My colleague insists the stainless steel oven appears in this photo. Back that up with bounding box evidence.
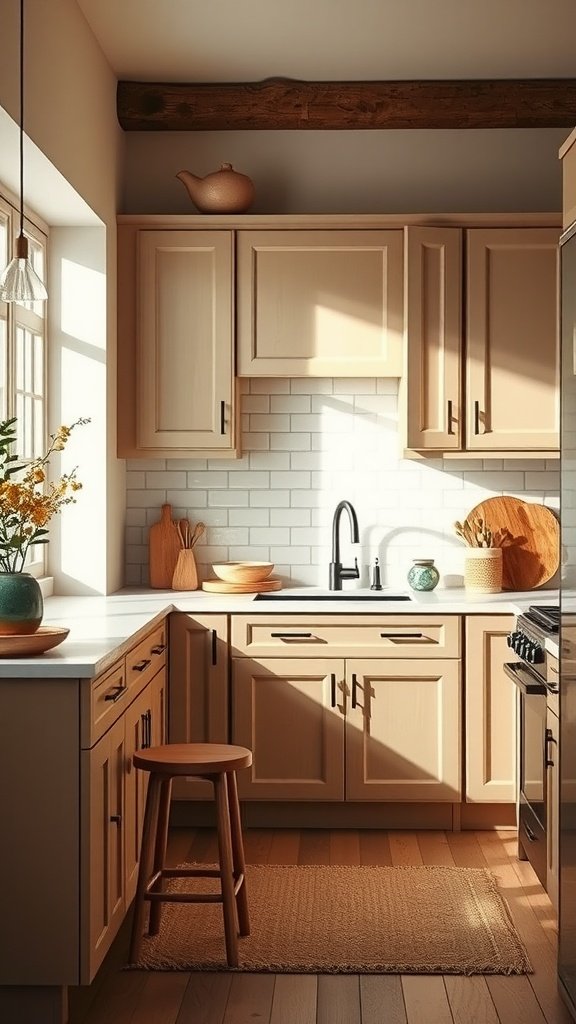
[504,605,559,887]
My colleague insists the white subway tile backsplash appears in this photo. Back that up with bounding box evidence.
[124,378,560,587]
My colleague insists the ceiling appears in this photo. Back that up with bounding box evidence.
[76,0,576,82]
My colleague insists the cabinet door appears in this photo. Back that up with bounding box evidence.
[82,715,125,982]
[546,707,559,912]
[232,657,345,800]
[466,228,559,451]
[237,230,404,376]
[136,230,235,451]
[345,659,461,801]
[403,226,462,450]
[169,614,228,799]
[465,615,517,803]
[124,683,153,905]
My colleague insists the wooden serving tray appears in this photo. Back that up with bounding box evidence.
[465,496,559,591]
[0,626,69,657]
[202,578,282,595]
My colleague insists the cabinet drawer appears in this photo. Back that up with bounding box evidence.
[85,661,127,747]
[231,615,460,659]
[126,623,167,691]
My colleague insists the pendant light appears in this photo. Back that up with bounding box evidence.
[0,0,47,302]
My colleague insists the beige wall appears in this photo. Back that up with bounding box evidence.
[123,127,566,214]
[0,0,125,593]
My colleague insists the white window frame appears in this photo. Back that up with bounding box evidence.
[0,190,48,578]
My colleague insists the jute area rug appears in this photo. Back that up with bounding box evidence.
[127,863,531,975]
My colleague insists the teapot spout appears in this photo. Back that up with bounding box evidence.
[176,170,202,203]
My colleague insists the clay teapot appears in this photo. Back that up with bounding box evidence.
[176,163,255,214]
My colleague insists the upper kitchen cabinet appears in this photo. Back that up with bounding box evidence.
[117,224,238,459]
[403,225,560,457]
[236,230,404,377]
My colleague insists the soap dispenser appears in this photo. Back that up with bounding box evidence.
[370,557,383,591]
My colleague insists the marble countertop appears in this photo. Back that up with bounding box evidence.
[0,585,558,679]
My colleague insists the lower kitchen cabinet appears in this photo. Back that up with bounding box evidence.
[465,615,516,802]
[232,655,461,802]
[345,660,461,801]
[232,657,345,800]
[547,698,560,912]
[169,613,229,799]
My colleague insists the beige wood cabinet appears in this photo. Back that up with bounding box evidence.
[345,659,461,802]
[465,615,517,803]
[117,225,238,459]
[232,656,345,800]
[404,226,559,456]
[236,229,404,377]
[0,618,167,993]
[560,128,576,231]
[169,613,229,799]
[231,614,461,803]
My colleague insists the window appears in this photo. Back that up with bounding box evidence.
[0,192,48,576]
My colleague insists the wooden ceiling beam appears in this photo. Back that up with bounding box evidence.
[117,78,576,131]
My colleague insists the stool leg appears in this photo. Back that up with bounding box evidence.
[149,776,173,935]
[129,772,162,963]
[226,770,250,936]
[214,771,239,968]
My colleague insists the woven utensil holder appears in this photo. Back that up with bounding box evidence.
[464,548,503,594]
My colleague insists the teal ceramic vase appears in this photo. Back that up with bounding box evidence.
[407,559,440,593]
[0,572,43,634]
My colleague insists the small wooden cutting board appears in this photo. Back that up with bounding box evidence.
[149,503,182,588]
[202,578,282,594]
[465,496,559,591]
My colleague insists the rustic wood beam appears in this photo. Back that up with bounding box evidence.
[117,78,576,131]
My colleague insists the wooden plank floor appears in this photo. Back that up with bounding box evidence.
[67,828,572,1024]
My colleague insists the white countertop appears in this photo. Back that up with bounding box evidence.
[0,585,557,679]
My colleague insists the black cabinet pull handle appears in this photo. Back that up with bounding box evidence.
[110,814,122,825]
[523,822,537,843]
[104,685,126,703]
[330,673,336,708]
[447,399,455,435]
[147,709,152,747]
[211,628,218,666]
[220,400,226,434]
[351,673,358,709]
[141,712,148,748]
[271,632,314,639]
[380,632,424,639]
[474,400,481,435]
[545,726,555,768]
[151,644,166,655]
[132,658,151,672]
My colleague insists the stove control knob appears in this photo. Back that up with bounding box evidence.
[507,631,518,649]
[526,642,537,663]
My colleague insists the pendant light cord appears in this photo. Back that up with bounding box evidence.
[19,0,24,238]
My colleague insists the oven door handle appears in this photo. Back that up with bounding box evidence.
[503,661,547,695]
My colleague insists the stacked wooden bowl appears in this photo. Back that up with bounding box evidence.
[202,561,281,594]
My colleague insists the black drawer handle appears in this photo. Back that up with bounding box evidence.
[151,644,166,655]
[211,628,218,666]
[132,658,151,672]
[271,632,314,639]
[330,673,336,708]
[104,685,126,703]
[351,673,358,709]
[110,814,122,825]
[380,632,424,639]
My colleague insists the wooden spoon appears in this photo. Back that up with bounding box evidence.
[189,522,206,548]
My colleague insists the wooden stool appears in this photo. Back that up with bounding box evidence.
[129,742,252,967]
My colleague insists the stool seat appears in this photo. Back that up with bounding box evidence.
[133,742,252,775]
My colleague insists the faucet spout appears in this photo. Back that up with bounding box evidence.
[329,500,360,590]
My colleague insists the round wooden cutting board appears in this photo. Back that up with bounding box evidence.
[202,578,282,594]
[464,496,559,591]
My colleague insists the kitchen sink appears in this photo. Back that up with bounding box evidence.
[254,591,412,602]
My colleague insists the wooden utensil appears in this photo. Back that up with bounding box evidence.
[148,503,181,588]
[189,522,205,548]
[201,578,282,594]
[465,496,559,590]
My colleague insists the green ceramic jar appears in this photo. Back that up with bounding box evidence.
[0,572,43,634]
[407,558,440,593]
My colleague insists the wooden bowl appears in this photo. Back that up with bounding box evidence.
[212,561,274,584]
